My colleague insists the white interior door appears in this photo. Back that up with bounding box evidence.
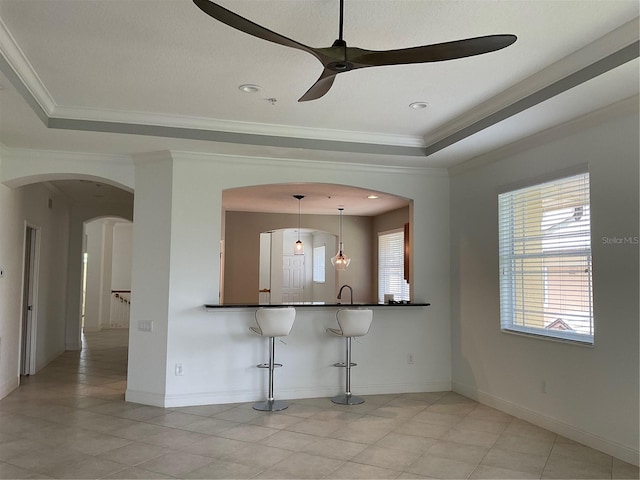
[258,232,272,304]
[282,254,304,303]
[20,226,38,376]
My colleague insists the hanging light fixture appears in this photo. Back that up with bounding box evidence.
[331,207,351,270]
[293,195,305,255]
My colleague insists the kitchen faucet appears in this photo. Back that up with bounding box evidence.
[337,284,353,305]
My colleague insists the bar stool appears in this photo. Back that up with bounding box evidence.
[326,308,373,405]
[250,307,296,411]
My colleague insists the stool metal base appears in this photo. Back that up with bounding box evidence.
[331,393,365,405]
[253,399,289,411]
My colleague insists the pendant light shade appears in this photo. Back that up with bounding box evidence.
[293,195,304,255]
[331,207,351,270]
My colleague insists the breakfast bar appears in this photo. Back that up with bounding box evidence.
[204,302,431,309]
[193,302,441,407]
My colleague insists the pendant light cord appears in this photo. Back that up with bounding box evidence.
[338,0,344,41]
[338,207,344,252]
[298,198,301,241]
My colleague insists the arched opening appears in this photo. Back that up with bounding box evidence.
[221,182,411,304]
[82,217,133,333]
[0,174,134,388]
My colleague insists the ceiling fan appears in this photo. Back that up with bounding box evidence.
[193,0,517,102]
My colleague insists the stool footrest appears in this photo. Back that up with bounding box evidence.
[257,363,283,369]
[332,362,357,367]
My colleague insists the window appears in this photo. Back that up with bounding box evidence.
[313,245,325,283]
[498,172,594,344]
[378,229,409,303]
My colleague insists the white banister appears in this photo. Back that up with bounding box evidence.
[110,290,131,328]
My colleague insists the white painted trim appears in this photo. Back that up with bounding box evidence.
[424,17,639,150]
[171,150,448,177]
[125,388,167,408]
[65,340,82,351]
[52,105,426,149]
[0,17,56,115]
[127,381,451,408]
[448,95,639,177]
[1,18,423,150]
[25,224,40,376]
[0,375,19,400]
[452,381,640,466]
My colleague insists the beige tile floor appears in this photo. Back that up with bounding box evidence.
[0,329,637,479]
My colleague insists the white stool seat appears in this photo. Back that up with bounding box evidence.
[328,309,373,338]
[251,307,295,412]
[253,307,296,337]
[327,308,373,405]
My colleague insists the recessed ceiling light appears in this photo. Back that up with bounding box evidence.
[367,194,379,199]
[409,102,429,110]
[238,84,261,93]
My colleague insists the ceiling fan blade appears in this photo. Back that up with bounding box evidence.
[298,70,338,102]
[350,35,517,66]
[193,0,319,58]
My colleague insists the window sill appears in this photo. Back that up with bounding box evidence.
[501,328,594,347]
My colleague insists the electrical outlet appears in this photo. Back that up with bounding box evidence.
[407,353,414,364]
[541,380,547,394]
[175,363,184,376]
[138,320,153,332]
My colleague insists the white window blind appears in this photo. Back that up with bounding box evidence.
[313,245,325,283]
[378,230,409,303]
[498,172,594,344]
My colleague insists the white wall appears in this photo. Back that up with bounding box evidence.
[83,220,104,332]
[0,180,70,397]
[126,154,173,403]
[111,222,133,290]
[0,178,24,397]
[126,153,451,408]
[449,100,639,464]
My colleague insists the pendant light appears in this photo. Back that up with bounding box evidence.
[293,195,304,255]
[331,207,351,270]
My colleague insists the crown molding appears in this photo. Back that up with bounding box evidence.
[448,94,639,177]
[424,17,640,156]
[0,15,425,155]
[0,17,55,116]
[51,105,425,149]
[171,150,448,177]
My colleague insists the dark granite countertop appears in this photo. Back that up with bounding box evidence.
[204,302,430,309]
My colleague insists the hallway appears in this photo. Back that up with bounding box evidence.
[0,329,637,479]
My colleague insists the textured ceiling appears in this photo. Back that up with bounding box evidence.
[0,0,638,207]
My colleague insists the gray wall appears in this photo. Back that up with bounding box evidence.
[449,99,639,462]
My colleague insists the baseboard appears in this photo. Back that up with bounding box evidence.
[453,381,639,467]
[127,381,452,409]
[35,347,66,373]
[65,342,81,351]
[125,388,167,407]
[0,375,19,400]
